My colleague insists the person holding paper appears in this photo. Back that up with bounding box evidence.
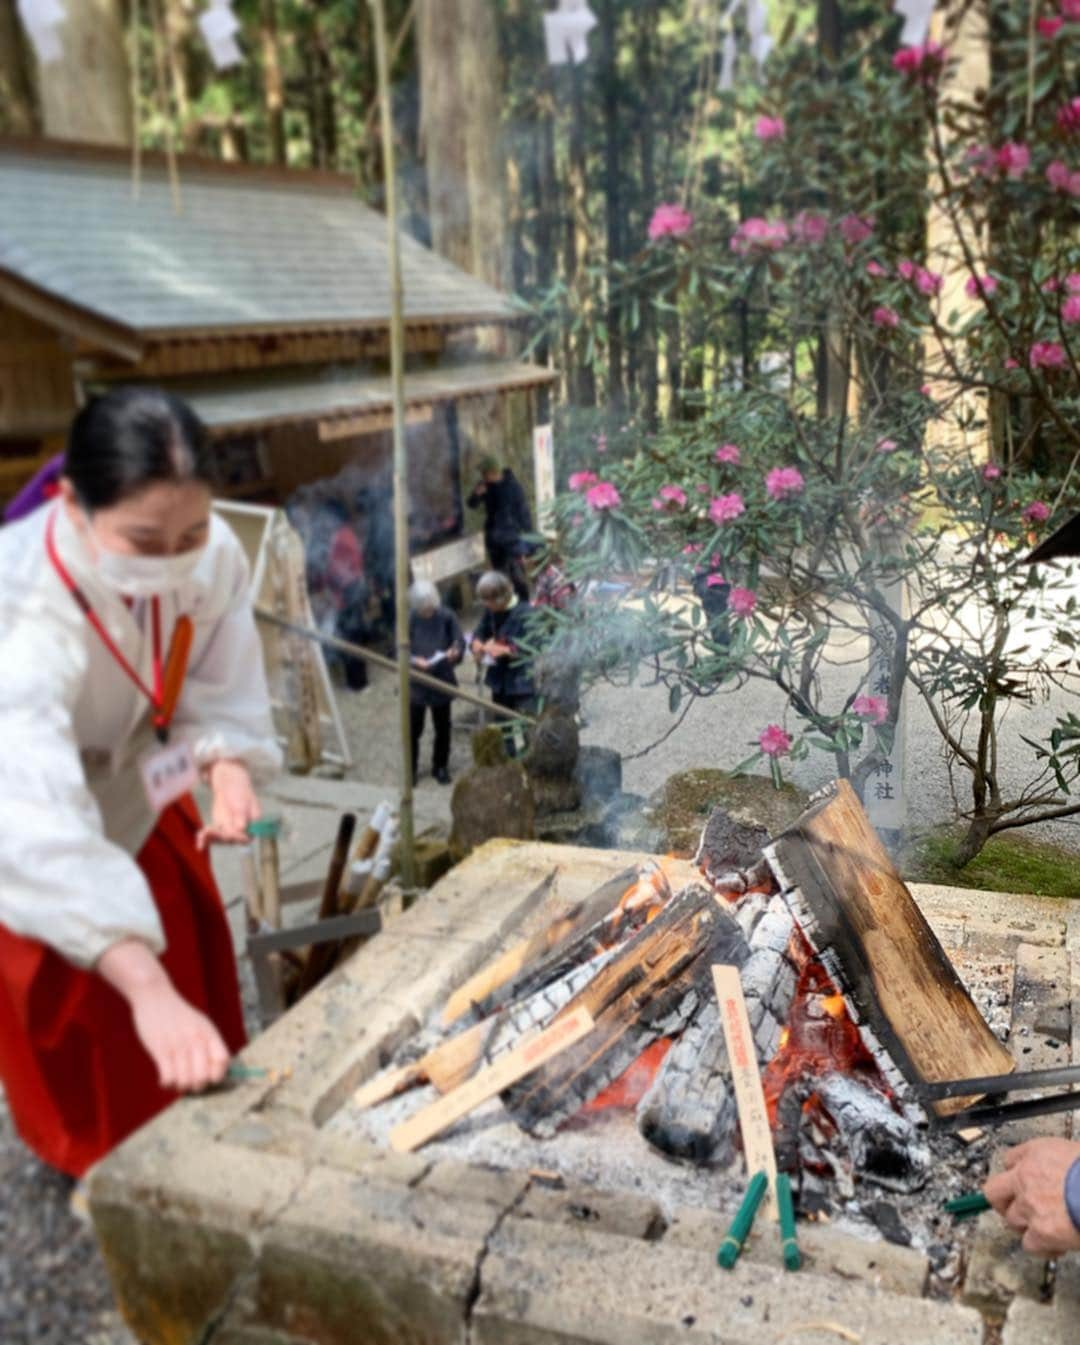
[0,387,280,1179]
[408,580,464,784]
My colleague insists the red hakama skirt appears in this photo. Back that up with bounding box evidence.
[0,796,246,1177]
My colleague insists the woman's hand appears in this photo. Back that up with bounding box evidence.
[198,758,260,849]
[471,638,484,661]
[97,939,231,1092]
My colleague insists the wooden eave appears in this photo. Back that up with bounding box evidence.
[0,270,143,363]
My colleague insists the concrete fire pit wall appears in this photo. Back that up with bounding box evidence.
[88,840,1080,1345]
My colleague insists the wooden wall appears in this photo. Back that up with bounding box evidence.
[0,302,76,504]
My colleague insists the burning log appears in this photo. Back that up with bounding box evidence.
[636,998,740,1165]
[637,896,798,1166]
[467,863,671,1024]
[815,1074,931,1194]
[502,885,748,1138]
[764,780,1013,1113]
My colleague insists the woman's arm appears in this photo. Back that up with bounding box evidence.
[97,939,230,1091]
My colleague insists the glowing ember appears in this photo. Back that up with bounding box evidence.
[582,1038,674,1112]
[762,932,883,1125]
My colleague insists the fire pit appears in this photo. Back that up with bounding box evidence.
[89,820,1080,1345]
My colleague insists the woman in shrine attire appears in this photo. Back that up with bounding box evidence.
[0,386,281,1178]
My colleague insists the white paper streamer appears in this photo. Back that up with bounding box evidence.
[716,0,773,92]
[895,0,935,46]
[16,0,65,65]
[543,0,598,67]
[198,0,243,71]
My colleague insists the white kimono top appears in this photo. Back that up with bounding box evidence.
[0,504,282,969]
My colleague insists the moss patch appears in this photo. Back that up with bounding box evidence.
[648,768,810,855]
[901,829,1080,899]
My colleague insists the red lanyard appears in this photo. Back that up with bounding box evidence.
[45,510,177,742]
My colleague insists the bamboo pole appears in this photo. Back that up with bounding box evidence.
[253,608,536,724]
[369,0,415,887]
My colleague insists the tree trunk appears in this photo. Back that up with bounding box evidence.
[636,0,659,427]
[261,0,287,165]
[599,0,624,409]
[0,0,38,134]
[418,0,507,292]
[814,0,847,421]
[34,0,131,145]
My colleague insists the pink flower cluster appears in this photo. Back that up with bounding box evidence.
[568,470,598,492]
[765,466,805,500]
[729,587,757,618]
[652,484,688,510]
[715,443,742,466]
[648,203,694,241]
[754,115,786,141]
[839,214,874,246]
[891,41,947,81]
[873,305,899,329]
[965,273,999,299]
[1063,294,1080,324]
[1064,0,1080,18]
[731,217,789,255]
[1029,341,1068,370]
[759,724,792,758]
[967,142,1033,181]
[1023,501,1051,526]
[1047,161,1080,196]
[1039,15,1064,36]
[897,259,942,295]
[852,695,888,726]
[585,481,621,511]
[982,463,1002,482]
[708,492,746,525]
[791,211,829,245]
[1059,98,1080,134]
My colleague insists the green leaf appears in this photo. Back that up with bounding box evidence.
[669,684,683,714]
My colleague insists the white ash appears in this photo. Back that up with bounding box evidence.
[815,1073,932,1194]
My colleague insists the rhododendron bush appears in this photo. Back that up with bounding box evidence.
[531,0,1080,861]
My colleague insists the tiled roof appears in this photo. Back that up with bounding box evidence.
[175,360,557,434]
[0,143,517,339]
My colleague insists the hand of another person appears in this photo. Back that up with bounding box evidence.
[97,940,231,1092]
[198,758,260,849]
[984,1138,1080,1255]
[447,647,461,664]
[413,656,429,671]
[488,640,512,658]
[471,639,484,661]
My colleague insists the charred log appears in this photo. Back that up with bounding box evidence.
[469,865,665,1021]
[815,1073,931,1193]
[503,886,748,1138]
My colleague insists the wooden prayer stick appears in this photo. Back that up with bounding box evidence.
[352,1013,515,1110]
[440,870,561,1026]
[713,964,778,1219]
[389,1005,594,1153]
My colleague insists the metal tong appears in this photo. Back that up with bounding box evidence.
[918,1063,1080,1130]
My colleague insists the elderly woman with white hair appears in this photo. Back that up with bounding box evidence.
[408,580,465,784]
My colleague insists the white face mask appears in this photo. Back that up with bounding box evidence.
[93,542,206,597]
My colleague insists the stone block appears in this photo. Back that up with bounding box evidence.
[450,761,535,861]
[89,1140,306,1345]
[515,1183,664,1241]
[472,1218,983,1345]
[963,1212,1049,1318]
[250,1166,497,1345]
[663,1205,928,1296]
[1003,1296,1062,1345]
[420,1159,529,1210]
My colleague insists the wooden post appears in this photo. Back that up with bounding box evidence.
[369,0,416,888]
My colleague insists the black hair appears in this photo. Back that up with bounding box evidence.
[64,386,213,511]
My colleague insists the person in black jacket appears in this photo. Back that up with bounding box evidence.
[408,581,465,784]
[466,456,533,602]
[471,570,536,755]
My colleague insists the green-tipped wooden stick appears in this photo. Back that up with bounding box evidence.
[944,1192,991,1220]
[776,1173,801,1271]
[718,1171,768,1269]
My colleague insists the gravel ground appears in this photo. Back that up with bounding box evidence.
[4,597,1076,1343]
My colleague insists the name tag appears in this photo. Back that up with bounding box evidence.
[139,740,198,813]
